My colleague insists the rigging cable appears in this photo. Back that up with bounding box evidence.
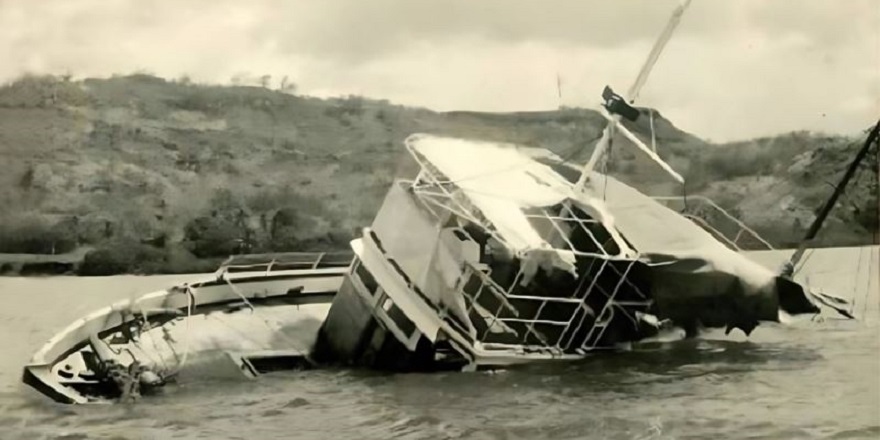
[865,139,880,321]
[861,245,874,321]
[681,180,689,213]
[793,247,815,276]
[221,272,316,364]
[138,308,169,371]
[851,134,879,321]
[851,246,865,316]
[602,134,614,200]
[164,285,195,378]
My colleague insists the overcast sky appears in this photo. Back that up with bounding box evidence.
[1,0,877,141]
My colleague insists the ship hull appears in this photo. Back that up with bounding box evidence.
[23,268,346,404]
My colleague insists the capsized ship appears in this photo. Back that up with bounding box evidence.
[307,0,859,366]
[22,0,863,404]
[312,134,826,371]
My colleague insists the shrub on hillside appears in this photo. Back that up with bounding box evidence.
[159,245,222,274]
[703,148,773,180]
[267,208,320,252]
[247,186,331,218]
[324,95,366,124]
[123,73,166,84]
[174,89,223,115]
[78,242,221,276]
[0,74,89,108]
[78,240,165,276]
[852,194,879,232]
[183,215,247,258]
[0,215,77,254]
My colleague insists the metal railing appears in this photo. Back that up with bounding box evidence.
[215,251,355,276]
[652,195,774,251]
[402,140,656,355]
[407,160,635,263]
[452,256,651,354]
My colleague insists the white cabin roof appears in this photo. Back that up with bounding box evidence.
[408,134,573,207]
[590,172,778,288]
[406,134,576,254]
[403,133,783,303]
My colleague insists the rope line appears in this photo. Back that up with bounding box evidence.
[221,274,316,364]
[139,308,169,371]
[861,246,874,321]
[164,285,195,378]
[851,246,865,315]
[222,273,256,312]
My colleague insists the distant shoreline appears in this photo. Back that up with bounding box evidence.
[0,247,91,276]
[0,246,221,277]
[2,243,877,278]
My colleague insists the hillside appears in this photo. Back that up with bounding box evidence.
[0,74,876,275]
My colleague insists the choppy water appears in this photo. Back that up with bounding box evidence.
[0,247,877,440]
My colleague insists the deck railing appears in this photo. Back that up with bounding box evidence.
[652,195,774,251]
[215,251,355,276]
[452,256,652,354]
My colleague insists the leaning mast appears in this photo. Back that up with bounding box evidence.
[574,0,692,191]
[781,119,880,277]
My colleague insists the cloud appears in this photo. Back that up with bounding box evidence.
[0,0,876,141]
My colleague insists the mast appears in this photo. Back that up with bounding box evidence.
[574,0,692,191]
[781,119,880,277]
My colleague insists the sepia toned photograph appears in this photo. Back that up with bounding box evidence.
[0,0,877,439]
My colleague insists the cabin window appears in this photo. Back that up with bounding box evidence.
[353,258,380,296]
[451,228,469,241]
[378,295,417,338]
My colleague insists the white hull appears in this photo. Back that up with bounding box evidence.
[24,267,346,404]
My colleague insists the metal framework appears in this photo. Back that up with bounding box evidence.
[406,143,634,262]
[451,256,651,354]
[652,195,775,251]
[402,145,653,355]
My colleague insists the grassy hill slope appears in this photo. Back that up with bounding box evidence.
[0,74,876,275]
